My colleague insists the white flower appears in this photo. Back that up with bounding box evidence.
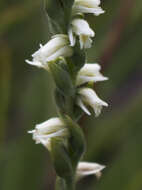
[77,87,108,116]
[76,63,108,86]
[73,0,105,16]
[68,18,95,49]
[76,161,105,180]
[26,34,73,70]
[28,117,68,151]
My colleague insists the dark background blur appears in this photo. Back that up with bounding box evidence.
[0,0,142,189]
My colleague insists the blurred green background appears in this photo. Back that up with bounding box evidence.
[0,0,142,189]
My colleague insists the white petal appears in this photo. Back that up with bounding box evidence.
[28,117,69,151]
[77,161,105,179]
[28,130,36,134]
[33,35,69,59]
[68,27,76,46]
[76,63,108,85]
[46,45,73,62]
[79,63,101,74]
[52,34,68,39]
[35,117,64,134]
[35,129,67,139]
[75,0,101,7]
[74,5,104,15]
[73,0,105,16]
[25,59,43,68]
[77,98,91,115]
[77,75,108,85]
[79,35,93,49]
[72,19,95,37]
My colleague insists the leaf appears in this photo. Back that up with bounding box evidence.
[59,0,74,26]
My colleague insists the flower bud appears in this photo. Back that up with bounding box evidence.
[68,18,95,49]
[26,34,73,70]
[77,87,108,116]
[28,117,68,151]
[73,0,105,16]
[76,161,105,180]
[76,63,108,86]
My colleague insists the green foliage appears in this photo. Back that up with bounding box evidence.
[45,0,74,34]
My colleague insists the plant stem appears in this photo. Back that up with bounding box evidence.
[55,176,75,190]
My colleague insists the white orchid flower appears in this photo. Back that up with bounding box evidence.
[76,63,108,86]
[26,34,73,70]
[28,117,68,151]
[68,18,95,49]
[73,0,105,16]
[76,161,105,180]
[77,87,108,116]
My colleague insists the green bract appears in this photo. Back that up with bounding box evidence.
[45,0,74,34]
[48,59,75,97]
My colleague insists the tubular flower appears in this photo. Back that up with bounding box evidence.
[68,18,95,49]
[76,161,105,180]
[76,63,108,86]
[73,0,105,16]
[77,87,108,116]
[28,117,68,151]
[26,34,73,70]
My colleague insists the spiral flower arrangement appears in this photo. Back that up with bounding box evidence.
[26,0,108,189]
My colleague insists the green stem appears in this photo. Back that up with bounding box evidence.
[55,176,75,190]
[55,177,66,190]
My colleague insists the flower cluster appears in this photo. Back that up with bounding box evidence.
[27,0,107,185]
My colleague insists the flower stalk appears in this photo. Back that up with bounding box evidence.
[26,0,108,189]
